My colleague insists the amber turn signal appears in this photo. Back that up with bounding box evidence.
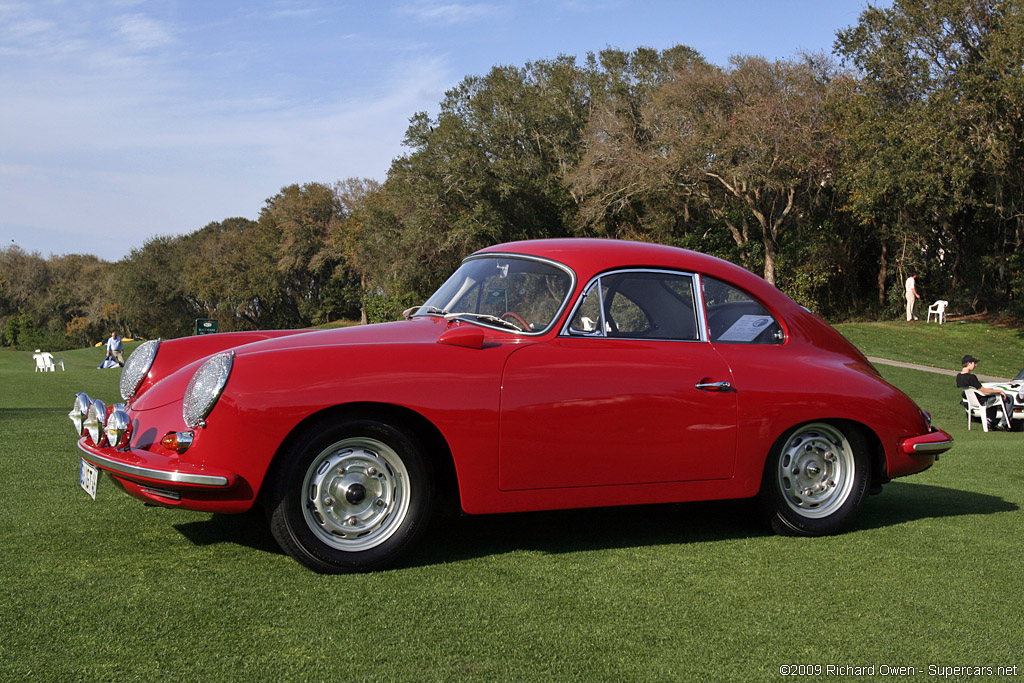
[160,431,194,453]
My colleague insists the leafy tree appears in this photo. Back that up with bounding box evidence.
[0,246,113,349]
[178,217,291,330]
[568,47,709,243]
[258,183,359,325]
[572,53,839,285]
[112,235,194,339]
[834,0,1024,314]
[376,54,598,306]
[330,178,383,324]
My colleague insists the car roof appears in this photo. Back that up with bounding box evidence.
[475,238,773,296]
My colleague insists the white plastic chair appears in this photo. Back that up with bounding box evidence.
[32,352,48,372]
[31,351,63,372]
[964,388,993,431]
[964,388,1011,431]
[927,300,948,324]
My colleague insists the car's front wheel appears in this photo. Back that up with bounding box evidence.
[267,417,434,573]
[759,422,869,536]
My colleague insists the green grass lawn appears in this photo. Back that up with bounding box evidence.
[1,333,1022,681]
[835,319,1024,380]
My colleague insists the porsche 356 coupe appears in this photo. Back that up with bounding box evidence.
[72,239,953,572]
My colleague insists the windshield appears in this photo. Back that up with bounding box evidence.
[415,255,574,334]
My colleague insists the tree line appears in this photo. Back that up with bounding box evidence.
[3,0,1022,351]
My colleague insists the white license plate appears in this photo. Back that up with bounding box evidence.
[79,458,100,500]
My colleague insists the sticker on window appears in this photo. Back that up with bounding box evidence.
[717,315,774,342]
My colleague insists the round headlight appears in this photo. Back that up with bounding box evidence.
[105,408,131,449]
[84,399,107,446]
[183,352,233,429]
[69,392,91,436]
[120,339,160,400]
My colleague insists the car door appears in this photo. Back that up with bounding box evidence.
[498,270,738,491]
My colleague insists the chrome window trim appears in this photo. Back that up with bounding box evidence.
[78,442,230,487]
[560,268,706,342]
[694,272,711,342]
[421,252,577,336]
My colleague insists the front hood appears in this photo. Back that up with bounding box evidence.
[129,317,463,412]
[228,317,451,354]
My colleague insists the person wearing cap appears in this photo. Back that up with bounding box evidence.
[957,355,1013,430]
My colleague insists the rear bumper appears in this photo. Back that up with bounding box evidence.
[899,428,954,456]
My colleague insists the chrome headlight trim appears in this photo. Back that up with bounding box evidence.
[104,408,131,450]
[183,351,233,429]
[70,392,91,436]
[84,399,107,446]
[120,339,160,401]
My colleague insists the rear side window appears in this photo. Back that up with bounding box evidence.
[702,276,784,344]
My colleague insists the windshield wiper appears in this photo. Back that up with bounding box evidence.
[443,312,523,331]
[419,305,447,316]
[404,305,447,319]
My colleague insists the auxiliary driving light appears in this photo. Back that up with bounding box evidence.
[104,408,131,450]
[69,392,91,436]
[83,399,107,446]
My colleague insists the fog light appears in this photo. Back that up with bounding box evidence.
[69,392,91,436]
[160,431,194,454]
[84,399,107,446]
[104,408,131,449]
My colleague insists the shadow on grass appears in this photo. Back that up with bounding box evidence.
[174,509,284,556]
[853,480,1017,531]
[170,480,1015,570]
[414,500,760,567]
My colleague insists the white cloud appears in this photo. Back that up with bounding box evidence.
[395,1,505,26]
[2,0,874,259]
[114,13,175,50]
[1,14,452,259]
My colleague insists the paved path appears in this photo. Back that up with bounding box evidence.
[867,357,1009,383]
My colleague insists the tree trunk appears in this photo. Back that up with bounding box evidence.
[877,241,888,306]
[763,234,777,286]
[360,274,368,325]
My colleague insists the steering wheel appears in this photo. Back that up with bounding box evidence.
[501,312,530,330]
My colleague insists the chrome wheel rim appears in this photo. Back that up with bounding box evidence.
[776,423,855,519]
[302,437,410,552]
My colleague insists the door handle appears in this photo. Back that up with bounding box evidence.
[696,380,732,392]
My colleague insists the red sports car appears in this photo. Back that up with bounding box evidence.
[71,239,953,572]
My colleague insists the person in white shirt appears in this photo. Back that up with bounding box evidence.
[106,332,125,366]
[905,274,919,321]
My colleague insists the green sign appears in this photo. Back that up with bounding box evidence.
[195,319,219,335]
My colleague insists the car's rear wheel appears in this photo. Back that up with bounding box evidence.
[267,417,434,573]
[759,422,869,536]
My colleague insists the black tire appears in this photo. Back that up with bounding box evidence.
[758,422,869,537]
[267,417,434,573]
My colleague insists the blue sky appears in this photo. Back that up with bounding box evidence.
[1,0,885,260]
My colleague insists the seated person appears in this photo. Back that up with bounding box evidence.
[957,355,1014,431]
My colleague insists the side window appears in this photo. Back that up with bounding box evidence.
[568,280,605,334]
[702,276,784,344]
[568,271,699,341]
[608,283,652,335]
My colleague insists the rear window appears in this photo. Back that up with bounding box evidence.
[701,276,784,344]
